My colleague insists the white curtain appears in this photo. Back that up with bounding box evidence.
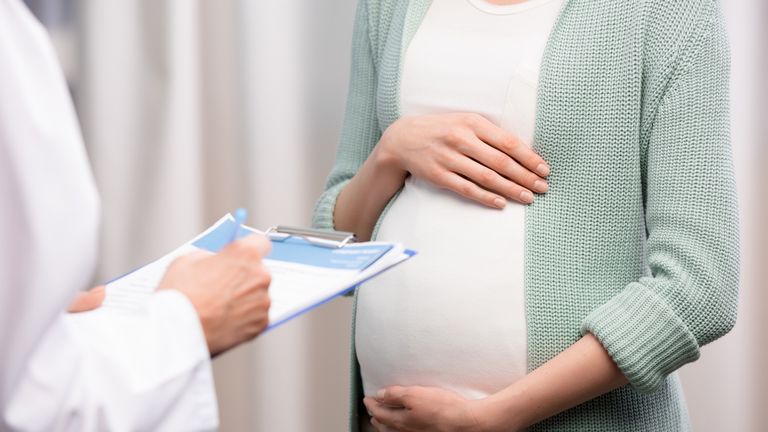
[77,1,355,430]
[67,0,764,430]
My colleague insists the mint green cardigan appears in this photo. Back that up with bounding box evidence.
[313,0,739,429]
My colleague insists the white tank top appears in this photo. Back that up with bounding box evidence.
[356,0,563,400]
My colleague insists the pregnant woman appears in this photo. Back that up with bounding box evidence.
[314,0,739,430]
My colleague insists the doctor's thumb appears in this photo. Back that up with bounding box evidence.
[67,285,106,313]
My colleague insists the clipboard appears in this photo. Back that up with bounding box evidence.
[101,214,416,331]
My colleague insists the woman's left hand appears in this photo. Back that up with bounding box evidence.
[363,386,488,432]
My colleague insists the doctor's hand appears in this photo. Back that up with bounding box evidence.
[158,234,272,356]
[364,386,490,432]
[67,285,106,313]
[375,113,550,208]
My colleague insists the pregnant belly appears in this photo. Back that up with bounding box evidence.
[355,177,528,400]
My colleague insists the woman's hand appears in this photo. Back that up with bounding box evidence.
[334,112,550,240]
[363,386,496,432]
[363,335,628,431]
[375,113,550,208]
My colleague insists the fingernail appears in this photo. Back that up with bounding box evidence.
[493,197,506,209]
[536,163,550,176]
[534,180,549,193]
[376,389,386,399]
[520,190,534,203]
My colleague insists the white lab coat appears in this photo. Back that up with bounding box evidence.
[0,1,218,430]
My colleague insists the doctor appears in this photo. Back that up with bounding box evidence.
[0,0,272,430]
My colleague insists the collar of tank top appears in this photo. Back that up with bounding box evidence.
[466,0,559,15]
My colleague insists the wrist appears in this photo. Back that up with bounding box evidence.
[365,141,408,204]
[371,137,406,181]
[474,386,529,432]
[334,129,408,240]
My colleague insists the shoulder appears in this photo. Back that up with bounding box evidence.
[354,0,409,63]
[356,0,396,35]
[636,0,729,148]
[633,0,727,96]
[638,0,724,57]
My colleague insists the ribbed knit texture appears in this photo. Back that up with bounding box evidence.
[313,0,739,430]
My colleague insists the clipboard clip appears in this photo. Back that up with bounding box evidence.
[265,226,357,249]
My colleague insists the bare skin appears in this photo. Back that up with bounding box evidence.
[67,285,106,313]
[364,333,627,431]
[334,113,550,241]
[335,111,627,429]
[68,234,273,357]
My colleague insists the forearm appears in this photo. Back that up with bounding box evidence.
[333,146,407,241]
[480,333,627,431]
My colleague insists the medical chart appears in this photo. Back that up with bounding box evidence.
[101,215,414,330]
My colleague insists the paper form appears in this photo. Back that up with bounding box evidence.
[101,215,414,331]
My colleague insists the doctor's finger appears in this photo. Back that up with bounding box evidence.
[67,285,106,313]
[170,250,210,268]
[222,233,272,260]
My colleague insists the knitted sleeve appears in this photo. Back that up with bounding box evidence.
[312,0,381,230]
[580,4,739,394]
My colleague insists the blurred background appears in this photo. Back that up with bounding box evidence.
[23,0,766,430]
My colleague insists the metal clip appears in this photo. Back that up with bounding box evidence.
[264,226,357,249]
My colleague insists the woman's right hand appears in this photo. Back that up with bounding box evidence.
[374,113,550,208]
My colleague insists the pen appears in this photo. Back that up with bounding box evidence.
[232,208,247,243]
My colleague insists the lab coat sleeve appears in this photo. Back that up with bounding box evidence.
[4,291,219,432]
[0,1,220,430]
